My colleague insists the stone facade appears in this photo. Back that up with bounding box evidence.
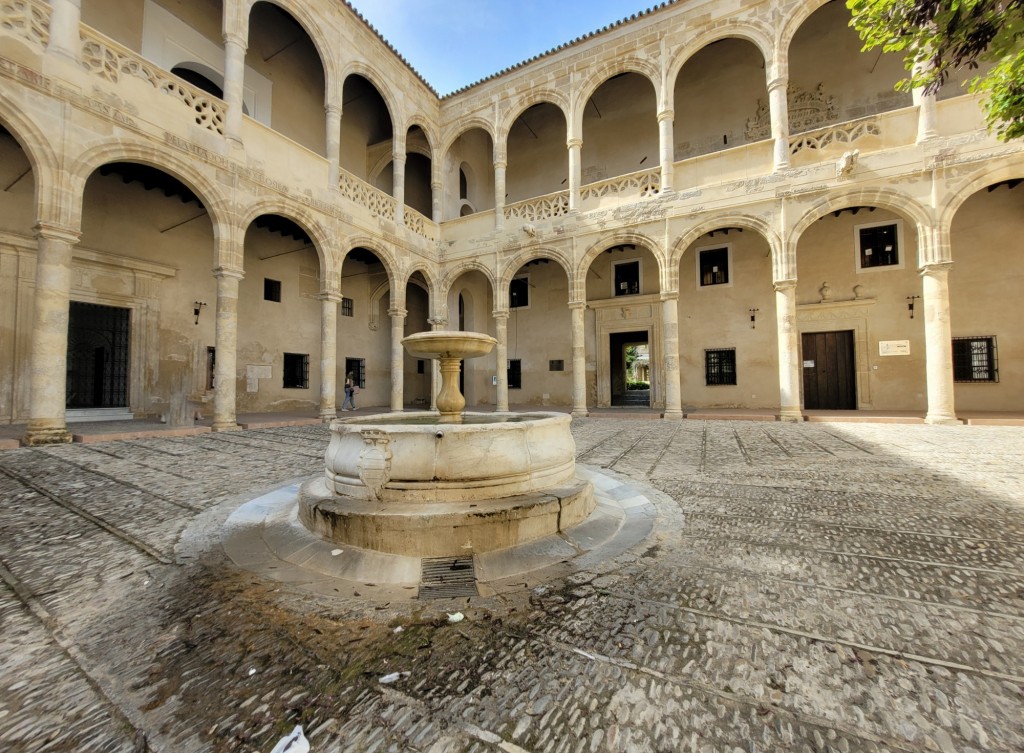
[1,0,1022,443]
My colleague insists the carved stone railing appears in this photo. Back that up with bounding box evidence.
[580,167,661,202]
[79,27,224,135]
[0,0,49,47]
[789,116,880,155]
[503,190,570,221]
[403,206,437,240]
[338,169,396,222]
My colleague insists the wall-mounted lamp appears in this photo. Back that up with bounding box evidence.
[193,301,207,325]
[906,294,920,319]
[749,308,759,329]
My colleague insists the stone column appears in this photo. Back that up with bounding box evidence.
[390,306,407,412]
[768,75,790,171]
[223,32,247,145]
[392,151,406,226]
[47,0,81,60]
[661,292,683,419]
[570,301,588,417]
[22,223,79,445]
[325,103,342,187]
[318,292,341,420]
[428,316,447,412]
[493,158,507,232]
[913,89,938,143]
[774,280,803,422]
[567,138,582,211]
[921,262,957,424]
[493,310,509,411]
[657,109,674,192]
[212,267,243,431]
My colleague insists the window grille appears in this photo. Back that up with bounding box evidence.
[341,298,353,317]
[705,348,737,385]
[283,353,309,388]
[952,337,997,382]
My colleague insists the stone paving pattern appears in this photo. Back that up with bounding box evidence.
[1,420,1022,752]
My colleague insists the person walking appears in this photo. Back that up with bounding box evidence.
[342,371,357,411]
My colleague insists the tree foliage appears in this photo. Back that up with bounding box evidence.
[846,0,1024,140]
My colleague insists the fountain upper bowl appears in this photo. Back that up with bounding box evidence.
[401,330,497,360]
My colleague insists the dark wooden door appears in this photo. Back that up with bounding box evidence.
[802,330,856,410]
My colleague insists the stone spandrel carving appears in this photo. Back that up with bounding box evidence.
[0,0,49,47]
[746,83,839,141]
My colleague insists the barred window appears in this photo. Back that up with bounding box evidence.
[283,353,309,388]
[705,348,737,386]
[508,359,522,389]
[953,337,997,383]
[341,298,353,317]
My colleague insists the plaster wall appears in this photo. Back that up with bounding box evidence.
[582,73,658,183]
[506,104,568,203]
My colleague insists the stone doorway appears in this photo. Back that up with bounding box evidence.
[66,301,131,411]
[802,330,856,409]
[610,330,650,407]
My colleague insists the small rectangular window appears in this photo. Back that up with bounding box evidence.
[549,360,564,372]
[341,298,353,317]
[699,248,729,287]
[508,359,522,389]
[953,336,998,382]
[345,357,365,388]
[613,260,640,296]
[206,346,216,390]
[417,359,425,374]
[856,222,901,270]
[510,276,530,308]
[705,348,737,386]
[283,353,309,388]
[264,278,281,302]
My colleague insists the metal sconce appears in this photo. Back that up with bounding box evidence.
[749,308,759,329]
[906,295,920,319]
[193,301,207,325]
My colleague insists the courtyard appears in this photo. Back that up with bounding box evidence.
[1,418,1022,752]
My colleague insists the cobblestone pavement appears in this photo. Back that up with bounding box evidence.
[1,420,1023,753]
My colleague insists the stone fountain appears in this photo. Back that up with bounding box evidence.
[297,331,595,559]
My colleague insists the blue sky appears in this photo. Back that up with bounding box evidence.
[348,0,665,95]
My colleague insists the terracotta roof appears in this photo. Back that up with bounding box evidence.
[339,1,677,99]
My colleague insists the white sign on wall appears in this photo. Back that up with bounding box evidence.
[879,340,911,356]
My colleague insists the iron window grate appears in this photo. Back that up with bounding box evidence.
[705,348,737,386]
[953,336,998,383]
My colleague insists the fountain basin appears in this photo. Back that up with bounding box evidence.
[319,411,577,503]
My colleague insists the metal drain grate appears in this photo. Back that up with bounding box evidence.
[419,556,478,599]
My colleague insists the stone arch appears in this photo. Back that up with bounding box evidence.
[788,188,933,270]
[574,58,661,121]
[778,0,836,61]
[439,117,498,159]
[498,91,572,144]
[338,63,400,135]
[440,260,497,303]
[670,214,781,289]
[499,246,574,292]
[338,236,401,289]
[239,197,336,280]
[577,230,666,300]
[0,102,62,225]
[243,0,339,96]
[938,156,1024,243]
[68,141,230,241]
[667,22,774,85]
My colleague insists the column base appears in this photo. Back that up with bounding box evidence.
[778,408,804,423]
[661,409,683,420]
[571,409,589,418]
[22,424,73,446]
[924,413,960,426]
[212,421,240,432]
[320,411,337,423]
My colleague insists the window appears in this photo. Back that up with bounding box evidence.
[510,276,530,309]
[264,278,281,302]
[345,357,365,388]
[508,359,522,389]
[698,247,730,287]
[341,298,353,317]
[856,221,902,270]
[417,359,425,374]
[206,347,215,390]
[705,349,737,385]
[613,260,640,296]
[549,360,564,371]
[283,353,309,388]
[953,337,998,382]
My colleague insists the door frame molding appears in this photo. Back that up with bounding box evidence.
[796,298,875,409]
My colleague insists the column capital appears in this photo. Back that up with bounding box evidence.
[319,291,343,303]
[493,159,507,170]
[919,261,953,278]
[325,102,342,117]
[657,109,675,122]
[388,306,408,318]
[569,300,588,311]
[566,137,583,149]
[223,31,247,49]
[492,308,510,321]
[213,266,245,280]
[659,290,680,303]
[767,76,788,94]
[428,316,448,328]
[392,148,407,162]
[33,222,80,244]
[773,278,797,293]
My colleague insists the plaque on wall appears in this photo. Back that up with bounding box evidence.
[879,340,910,356]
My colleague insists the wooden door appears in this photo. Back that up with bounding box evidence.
[801,330,856,410]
